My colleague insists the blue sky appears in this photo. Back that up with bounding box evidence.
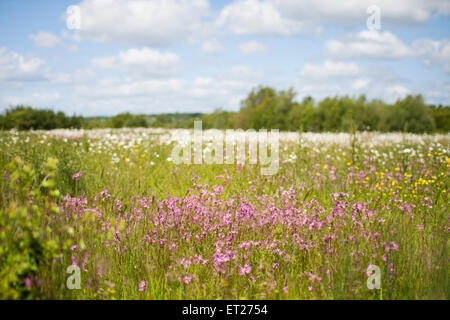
[0,0,449,116]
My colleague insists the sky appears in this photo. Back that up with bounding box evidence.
[0,0,449,116]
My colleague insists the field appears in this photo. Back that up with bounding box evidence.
[0,128,448,299]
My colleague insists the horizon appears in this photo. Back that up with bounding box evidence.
[0,0,449,117]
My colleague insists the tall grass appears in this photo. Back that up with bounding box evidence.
[0,129,448,299]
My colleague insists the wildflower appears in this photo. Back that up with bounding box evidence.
[239,264,251,276]
[178,275,196,284]
[180,257,191,269]
[72,172,83,181]
[23,277,32,289]
[391,242,399,251]
[138,280,147,292]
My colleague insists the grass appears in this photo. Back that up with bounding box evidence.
[0,129,448,299]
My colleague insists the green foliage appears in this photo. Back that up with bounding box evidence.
[0,129,448,299]
[150,113,204,128]
[107,112,148,128]
[1,106,82,130]
[225,87,447,133]
[1,89,449,133]
[431,105,450,133]
[0,157,71,299]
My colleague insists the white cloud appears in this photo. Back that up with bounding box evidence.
[325,30,413,59]
[72,0,212,46]
[3,92,60,107]
[386,85,410,100]
[295,58,416,104]
[412,38,450,73]
[91,48,180,77]
[352,78,370,89]
[75,78,183,97]
[239,41,271,55]
[201,39,224,54]
[220,65,265,81]
[325,30,450,73]
[67,64,262,115]
[52,68,97,84]
[29,31,79,51]
[300,60,360,80]
[275,0,449,25]
[217,0,450,36]
[0,47,51,82]
[29,31,61,48]
[425,82,450,105]
[295,79,413,104]
[216,0,304,36]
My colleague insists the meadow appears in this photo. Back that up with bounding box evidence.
[0,128,448,299]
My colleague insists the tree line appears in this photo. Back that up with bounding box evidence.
[1,86,449,133]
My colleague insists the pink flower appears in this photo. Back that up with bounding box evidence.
[283,286,288,293]
[138,280,146,292]
[23,277,32,289]
[178,275,196,284]
[417,224,424,231]
[238,264,251,276]
[391,242,399,251]
[72,172,83,181]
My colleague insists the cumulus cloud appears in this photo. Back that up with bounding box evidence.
[325,30,450,73]
[201,39,224,54]
[68,64,262,115]
[274,0,449,25]
[0,47,51,82]
[300,60,360,80]
[386,85,410,99]
[216,0,304,36]
[71,0,212,46]
[425,82,450,105]
[75,78,183,97]
[217,0,450,36]
[91,48,181,77]
[352,78,370,89]
[239,41,271,55]
[29,31,62,48]
[220,65,265,81]
[325,30,413,59]
[412,38,450,73]
[2,93,60,107]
